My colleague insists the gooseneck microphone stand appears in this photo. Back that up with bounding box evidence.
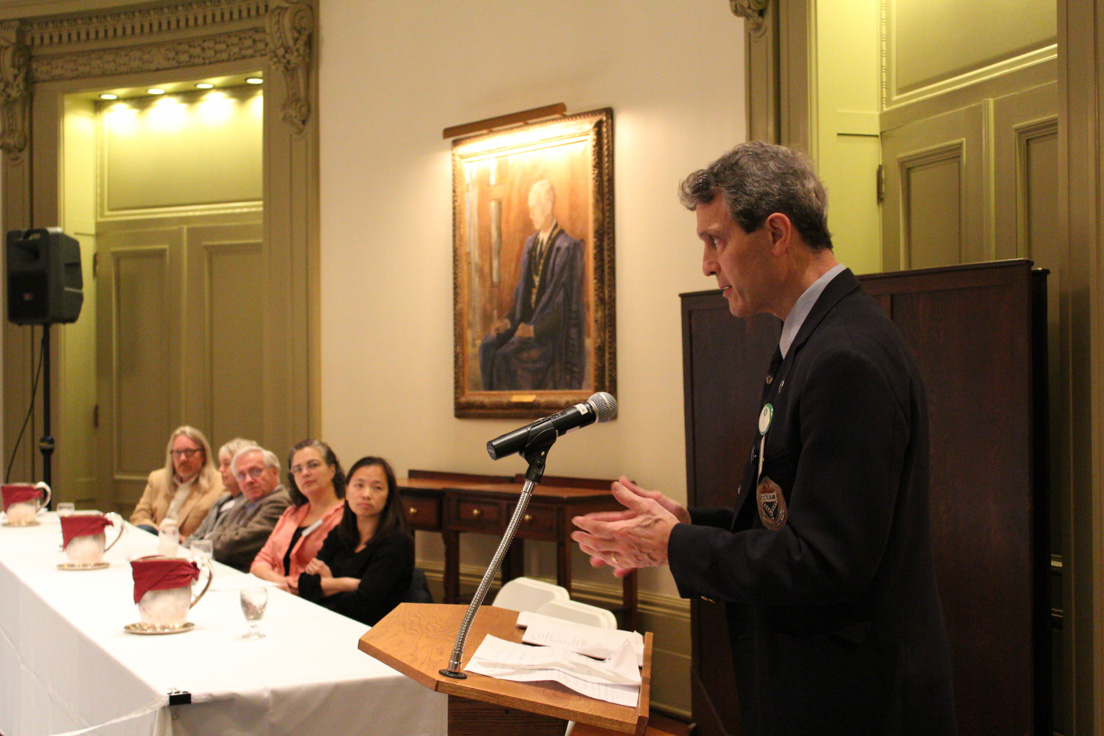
[439,426,558,679]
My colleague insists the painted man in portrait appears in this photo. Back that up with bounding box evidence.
[479,179,585,391]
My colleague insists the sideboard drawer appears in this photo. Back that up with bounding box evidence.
[400,494,440,530]
[511,503,558,538]
[451,499,503,532]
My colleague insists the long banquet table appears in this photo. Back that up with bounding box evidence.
[0,513,446,736]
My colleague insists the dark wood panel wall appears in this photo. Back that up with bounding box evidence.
[681,260,1050,736]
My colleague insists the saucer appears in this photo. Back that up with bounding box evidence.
[124,621,195,636]
[57,561,109,570]
[1,520,39,527]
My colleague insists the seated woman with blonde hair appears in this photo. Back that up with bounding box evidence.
[298,456,413,625]
[131,425,223,539]
[251,439,345,593]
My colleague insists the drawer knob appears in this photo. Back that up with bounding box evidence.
[523,513,533,523]
[407,507,418,516]
[471,508,482,518]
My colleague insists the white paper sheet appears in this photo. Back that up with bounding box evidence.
[465,635,640,708]
[516,611,645,666]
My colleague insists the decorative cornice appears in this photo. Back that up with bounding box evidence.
[0,21,29,159]
[730,0,770,38]
[266,0,313,133]
[20,0,268,49]
[30,27,266,83]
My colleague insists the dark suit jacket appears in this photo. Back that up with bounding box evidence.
[479,223,586,390]
[668,269,956,736]
[207,486,291,572]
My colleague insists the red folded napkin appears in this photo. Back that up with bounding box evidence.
[60,514,114,548]
[130,557,200,604]
[1,485,42,511]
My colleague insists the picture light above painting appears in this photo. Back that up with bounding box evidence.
[451,108,615,419]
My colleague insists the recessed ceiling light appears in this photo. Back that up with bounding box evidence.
[195,83,214,90]
[148,88,165,95]
[99,93,118,100]
[245,77,263,85]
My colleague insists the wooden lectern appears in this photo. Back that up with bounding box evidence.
[359,603,652,736]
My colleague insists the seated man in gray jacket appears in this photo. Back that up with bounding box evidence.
[205,445,291,572]
[191,437,257,541]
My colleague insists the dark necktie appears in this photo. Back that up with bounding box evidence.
[732,346,784,528]
[761,346,783,403]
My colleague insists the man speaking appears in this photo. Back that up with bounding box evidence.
[571,142,956,735]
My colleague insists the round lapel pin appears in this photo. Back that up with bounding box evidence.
[758,403,773,435]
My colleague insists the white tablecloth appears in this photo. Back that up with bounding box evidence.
[0,513,447,736]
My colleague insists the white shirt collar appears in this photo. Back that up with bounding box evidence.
[779,263,847,359]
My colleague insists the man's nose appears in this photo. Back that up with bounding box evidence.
[702,245,717,277]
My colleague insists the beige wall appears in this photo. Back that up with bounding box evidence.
[317,0,746,606]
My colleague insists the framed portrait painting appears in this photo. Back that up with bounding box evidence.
[453,108,615,419]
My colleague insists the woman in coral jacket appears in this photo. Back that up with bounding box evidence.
[250,438,344,594]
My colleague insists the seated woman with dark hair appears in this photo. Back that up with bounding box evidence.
[298,456,413,626]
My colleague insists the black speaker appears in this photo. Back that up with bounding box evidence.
[6,228,84,325]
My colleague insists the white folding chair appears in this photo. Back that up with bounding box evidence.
[492,576,569,613]
[534,598,617,630]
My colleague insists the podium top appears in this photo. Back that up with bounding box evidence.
[359,603,651,736]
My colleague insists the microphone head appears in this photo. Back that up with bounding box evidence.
[586,392,617,422]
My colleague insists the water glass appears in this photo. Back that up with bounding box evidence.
[240,587,267,640]
[56,502,75,517]
[158,523,180,557]
[191,539,213,564]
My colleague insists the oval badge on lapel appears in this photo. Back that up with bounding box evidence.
[756,476,787,530]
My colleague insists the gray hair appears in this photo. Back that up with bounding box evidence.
[678,141,832,250]
[218,437,256,463]
[528,179,555,207]
[231,445,281,475]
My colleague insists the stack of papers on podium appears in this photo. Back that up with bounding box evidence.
[464,613,646,707]
[465,634,641,707]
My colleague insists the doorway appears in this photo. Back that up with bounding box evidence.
[1,1,319,518]
[73,83,265,514]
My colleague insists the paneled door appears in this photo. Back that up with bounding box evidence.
[95,219,264,515]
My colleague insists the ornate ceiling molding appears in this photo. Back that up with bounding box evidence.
[20,0,268,49]
[0,0,317,151]
[31,28,267,83]
[730,0,770,38]
[0,21,29,159]
[267,0,313,133]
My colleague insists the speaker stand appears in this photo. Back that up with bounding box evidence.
[38,324,54,504]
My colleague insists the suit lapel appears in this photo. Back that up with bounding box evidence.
[728,268,860,531]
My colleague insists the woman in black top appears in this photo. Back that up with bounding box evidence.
[298,456,413,625]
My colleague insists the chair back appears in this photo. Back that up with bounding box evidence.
[404,568,434,604]
[492,576,568,612]
[535,598,617,629]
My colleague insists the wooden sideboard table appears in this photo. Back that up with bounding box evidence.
[398,469,638,631]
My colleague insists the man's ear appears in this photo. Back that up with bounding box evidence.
[765,212,793,255]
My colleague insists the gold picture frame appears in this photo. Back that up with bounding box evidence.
[453,108,615,419]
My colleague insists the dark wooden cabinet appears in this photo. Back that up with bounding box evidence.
[397,469,639,630]
[681,260,1050,736]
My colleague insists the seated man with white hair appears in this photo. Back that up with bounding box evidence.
[205,445,291,572]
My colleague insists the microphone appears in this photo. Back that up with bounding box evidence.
[486,392,617,460]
